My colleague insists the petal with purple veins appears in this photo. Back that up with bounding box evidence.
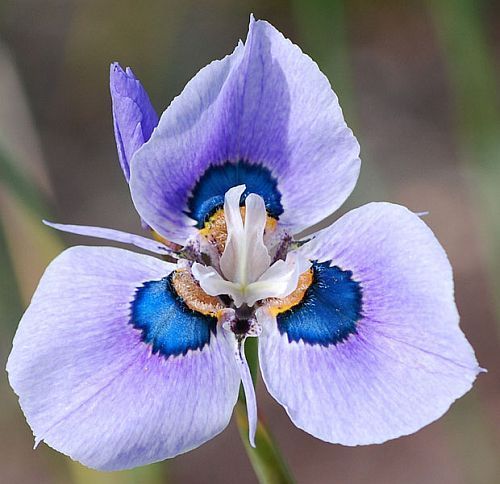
[258,203,482,445]
[7,246,240,470]
[130,16,360,244]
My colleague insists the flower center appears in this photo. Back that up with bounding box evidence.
[191,185,310,308]
[199,207,277,255]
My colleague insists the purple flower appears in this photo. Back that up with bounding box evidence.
[7,16,481,471]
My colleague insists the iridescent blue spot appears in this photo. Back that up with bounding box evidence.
[131,274,216,358]
[277,262,362,346]
[188,160,283,227]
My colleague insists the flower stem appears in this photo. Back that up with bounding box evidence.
[236,337,295,484]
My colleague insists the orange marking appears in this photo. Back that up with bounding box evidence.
[171,269,224,316]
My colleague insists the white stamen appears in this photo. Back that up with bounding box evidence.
[237,339,257,447]
[242,252,310,306]
[219,185,271,285]
[192,185,310,307]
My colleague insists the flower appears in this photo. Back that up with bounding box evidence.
[7,16,481,472]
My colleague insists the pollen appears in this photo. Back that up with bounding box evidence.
[200,207,277,254]
[267,268,314,316]
[171,268,225,316]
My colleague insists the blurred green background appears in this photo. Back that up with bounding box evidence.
[1,1,499,483]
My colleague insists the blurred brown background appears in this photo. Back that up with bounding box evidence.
[1,1,499,483]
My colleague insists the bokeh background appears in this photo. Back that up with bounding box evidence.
[1,1,499,483]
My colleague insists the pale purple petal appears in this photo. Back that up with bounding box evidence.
[43,221,173,256]
[110,63,159,181]
[130,44,244,243]
[130,16,360,243]
[7,246,240,470]
[259,203,481,445]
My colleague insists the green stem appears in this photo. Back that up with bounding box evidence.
[236,337,295,484]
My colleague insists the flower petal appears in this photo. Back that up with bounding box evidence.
[258,203,481,445]
[110,63,159,181]
[130,16,360,243]
[43,221,173,256]
[7,246,240,470]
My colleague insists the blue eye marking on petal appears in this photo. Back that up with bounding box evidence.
[187,160,283,228]
[277,262,362,346]
[131,274,216,358]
